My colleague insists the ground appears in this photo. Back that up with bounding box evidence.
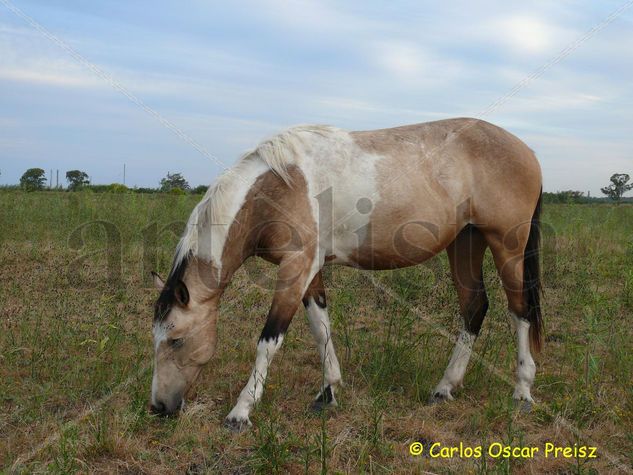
[1,191,632,474]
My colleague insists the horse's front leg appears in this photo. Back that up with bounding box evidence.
[225,254,319,432]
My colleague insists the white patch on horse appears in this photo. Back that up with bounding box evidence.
[290,127,384,264]
[511,313,536,402]
[152,322,168,352]
[226,335,284,423]
[433,329,476,399]
[150,323,168,405]
[305,297,342,394]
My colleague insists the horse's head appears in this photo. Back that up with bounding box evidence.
[150,265,218,416]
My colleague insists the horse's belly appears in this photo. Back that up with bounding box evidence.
[324,208,461,270]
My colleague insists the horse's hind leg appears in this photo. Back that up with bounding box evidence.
[302,271,342,411]
[431,225,489,402]
[485,229,536,409]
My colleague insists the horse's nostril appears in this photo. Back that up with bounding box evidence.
[150,401,167,415]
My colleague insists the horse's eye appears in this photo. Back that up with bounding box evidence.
[170,338,184,349]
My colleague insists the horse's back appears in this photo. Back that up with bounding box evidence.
[299,118,541,268]
[349,117,541,225]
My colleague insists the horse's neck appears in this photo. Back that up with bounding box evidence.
[182,255,234,301]
[209,219,254,292]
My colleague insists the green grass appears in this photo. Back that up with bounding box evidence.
[1,191,632,473]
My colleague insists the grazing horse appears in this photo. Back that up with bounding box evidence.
[150,118,543,431]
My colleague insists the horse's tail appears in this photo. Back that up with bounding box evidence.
[524,191,543,353]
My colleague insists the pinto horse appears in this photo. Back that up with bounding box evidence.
[150,118,543,431]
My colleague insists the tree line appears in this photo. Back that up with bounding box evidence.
[543,173,633,204]
[5,168,633,203]
[10,168,208,194]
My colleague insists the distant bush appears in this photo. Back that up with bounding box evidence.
[84,184,106,193]
[106,183,129,193]
[191,185,208,194]
[543,190,586,204]
[134,187,159,194]
[169,187,186,195]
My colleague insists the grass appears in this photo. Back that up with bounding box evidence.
[1,190,632,473]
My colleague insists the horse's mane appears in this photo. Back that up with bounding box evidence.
[171,124,339,271]
[247,124,338,184]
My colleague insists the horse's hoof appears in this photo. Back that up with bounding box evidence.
[310,399,336,413]
[514,399,533,413]
[224,417,251,433]
[428,391,451,405]
[311,386,336,412]
[310,399,327,412]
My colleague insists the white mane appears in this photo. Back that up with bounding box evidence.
[172,124,340,272]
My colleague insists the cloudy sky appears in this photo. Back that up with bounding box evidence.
[1,0,632,195]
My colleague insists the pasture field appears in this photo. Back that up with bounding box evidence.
[1,191,632,474]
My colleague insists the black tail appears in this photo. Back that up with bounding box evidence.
[524,191,543,353]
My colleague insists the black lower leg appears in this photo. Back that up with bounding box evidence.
[463,280,489,335]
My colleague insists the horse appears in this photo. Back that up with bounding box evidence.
[149,118,543,432]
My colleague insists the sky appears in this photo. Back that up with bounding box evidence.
[0,0,632,195]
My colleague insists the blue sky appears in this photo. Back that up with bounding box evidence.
[1,0,632,195]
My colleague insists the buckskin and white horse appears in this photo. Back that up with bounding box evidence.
[150,118,543,431]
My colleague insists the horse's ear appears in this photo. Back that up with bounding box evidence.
[174,280,190,306]
[151,271,165,291]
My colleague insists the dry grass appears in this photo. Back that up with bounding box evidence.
[1,192,632,474]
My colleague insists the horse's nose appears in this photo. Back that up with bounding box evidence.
[150,400,167,416]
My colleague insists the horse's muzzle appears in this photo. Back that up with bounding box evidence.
[150,399,180,417]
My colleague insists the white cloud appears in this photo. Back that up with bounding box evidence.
[366,39,465,88]
[0,65,102,88]
[465,13,577,57]
[498,16,557,54]
[373,41,426,76]
[0,20,271,96]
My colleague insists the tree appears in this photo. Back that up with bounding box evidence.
[20,168,47,191]
[65,170,90,191]
[160,172,189,192]
[601,173,633,204]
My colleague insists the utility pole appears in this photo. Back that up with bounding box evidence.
[49,169,53,189]
[56,170,59,189]
[123,163,126,185]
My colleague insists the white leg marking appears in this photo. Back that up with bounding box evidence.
[305,297,342,402]
[433,329,476,400]
[226,336,284,424]
[512,313,536,402]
